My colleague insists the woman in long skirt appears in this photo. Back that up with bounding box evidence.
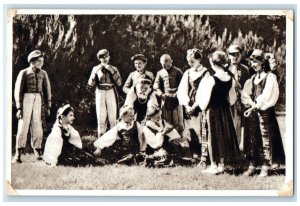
[197,51,241,174]
[242,49,285,177]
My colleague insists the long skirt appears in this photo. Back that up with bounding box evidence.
[257,107,285,165]
[57,140,103,167]
[243,111,264,165]
[207,106,241,165]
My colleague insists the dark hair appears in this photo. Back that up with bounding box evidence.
[262,59,271,72]
[61,107,74,117]
[187,48,202,60]
[29,55,44,63]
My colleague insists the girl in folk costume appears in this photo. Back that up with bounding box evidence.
[153,54,184,134]
[242,49,285,177]
[197,51,241,174]
[142,105,190,166]
[177,48,210,163]
[93,105,146,165]
[123,54,155,94]
[124,76,159,123]
[87,49,122,138]
[43,105,103,167]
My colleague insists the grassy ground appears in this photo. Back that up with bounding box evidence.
[10,115,286,190]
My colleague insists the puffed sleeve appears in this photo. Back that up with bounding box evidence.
[177,70,190,106]
[136,122,147,151]
[196,76,215,111]
[143,126,165,149]
[164,120,181,141]
[68,125,82,149]
[124,86,137,106]
[241,77,255,107]
[93,126,119,149]
[14,70,25,109]
[255,73,279,110]
[123,73,133,94]
[87,67,97,87]
[43,125,63,166]
[147,91,159,108]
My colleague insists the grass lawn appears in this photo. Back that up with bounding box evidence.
[10,115,286,190]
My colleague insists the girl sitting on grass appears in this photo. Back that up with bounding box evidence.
[43,104,103,167]
[93,105,146,165]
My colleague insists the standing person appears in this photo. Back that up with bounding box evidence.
[123,54,155,94]
[242,49,285,177]
[153,54,184,134]
[177,48,210,164]
[124,76,159,123]
[87,49,122,138]
[197,51,241,174]
[43,105,104,167]
[227,45,250,147]
[12,50,51,163]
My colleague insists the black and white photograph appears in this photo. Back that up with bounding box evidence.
[5,9,294,196]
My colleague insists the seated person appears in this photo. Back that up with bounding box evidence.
[124,76,159,123]
[143,105,191,167]
[43,104,103,167]
[93,105,146,165]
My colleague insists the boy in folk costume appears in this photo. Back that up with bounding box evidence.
[153,54,184,134]
[177,48,210,164]
[87,49,122,137]
[242,49,285,177]
[143,105,190,166]
[227,45,250,147]
[124,76,159,123]
[123,54,155,94]
[93,105,146,165]
[13,50,51,163]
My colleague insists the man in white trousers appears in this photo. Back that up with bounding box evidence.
[13,50,52,163]
[88,49,122,138]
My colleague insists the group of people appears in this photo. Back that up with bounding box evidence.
[12,44,285,177]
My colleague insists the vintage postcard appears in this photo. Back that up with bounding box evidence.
[5,9,294,196]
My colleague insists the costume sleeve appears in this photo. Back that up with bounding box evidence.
[93,126,119,149]
[192,71,210,108]
[124,86,137,106]
[241,77,255,107]
[43,125,63,166]
[255,73,279,110]
[123,73,133,94]
[68,126,82,149]
[153,72,163,97]
[147,91,159,108]
[196,76,215,111]
[143,126,164,149]
[136,122,147,151]
[112,67,122,87]
[43,71,52,108]
[177,71,190,106]
[164,120,181,141]
[87,67,96,87]
[14,70,25,109]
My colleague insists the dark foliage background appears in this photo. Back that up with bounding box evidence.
[12,14,286,134]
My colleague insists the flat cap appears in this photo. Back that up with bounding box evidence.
[97,49,109,59]
[228,45,242,53]
[131,54,147,62]
[27,50,44,63]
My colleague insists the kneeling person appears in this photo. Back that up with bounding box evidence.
[93,105,146,165]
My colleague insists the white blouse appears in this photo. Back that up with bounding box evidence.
[196,70,237,111]
[177,66,210,106]
[241,72,279,111]
[43,121,82,166]
[143,120,181,149]
[93,120,146,151]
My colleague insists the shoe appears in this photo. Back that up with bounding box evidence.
[11,155,22,164]
[34,149,43,161]
[217,163,225,173]
[197,160,207,170]
[192,153,199,159]
[258,165,269,178]
[243,166,255,176]
[201,164,218,174]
